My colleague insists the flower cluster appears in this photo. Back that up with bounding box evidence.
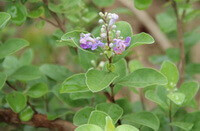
[80,12,131,56]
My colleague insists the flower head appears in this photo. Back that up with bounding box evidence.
[113,37,131,54]
[80,33,104,50]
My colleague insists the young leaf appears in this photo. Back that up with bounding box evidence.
[170,122,193,131]
[134,0,153,10]
[115,21,133,38]
[92,0,115,7]
[167,92,185,105]
[122,112,160,130]
[85,69,118,92]
[117,68,167,88]
[73,107,94,126]
[6,92,27,113]
[88,110,109,129]
[19,106,34,121]
[60,73,89,93]
[10,65,41,81]
[0,12,11,29]
[116,125,139,131]
[130,32,155,48]
[75,124,103,131]
[160,61,179,89]
[40,64,72,82]
[105,116,115,131]
[26,83,48,98]
[0,38,29,59]
[28,7,44,18]
[179,81,199,105]
[96,103,123,124]
[0,72,7,90]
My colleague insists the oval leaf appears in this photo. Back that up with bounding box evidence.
[92,0,114,7]
[19,106,34,121]
[26,83,48,98]
[167,92,185,105]
[0,72,7,90]
[0,12,11,29]
[75,124,103,131]
[134,0,152,10]
[116,125,139,131]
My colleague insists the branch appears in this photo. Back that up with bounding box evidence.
[0,109,76,131]
[39,17,58,27]
[117,0,173,50]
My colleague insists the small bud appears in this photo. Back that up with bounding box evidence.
[104,51,108,54]
[109,43,113,47]
[101,33,106,38]
[112,25,116,29]
[98,19,104,24]
[99,61,105,68]
[99,12,104,17]
[102,25,106,28]
[116,30,121,36]
[91,60,96,67]
[100,53,103,55]
[101,27,105,32]
[96,37,100,40]
[105,12,108,16]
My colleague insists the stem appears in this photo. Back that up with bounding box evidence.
[39,17,58,27]
[44,95,49,112]
[6,81,38,114]
[169,100,173,131]
[170,0,185,86]
[42,0,66,32]
[139,89,146,110]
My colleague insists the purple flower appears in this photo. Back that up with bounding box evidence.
[80,33,104,50]
[109,13,119,26]
[113,37,131,54]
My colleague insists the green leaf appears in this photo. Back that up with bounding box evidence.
[28,7,44,18]
[7,2,27,25]
[73,107,94,126]
[60,73,89,93]
[19,106,34,121]
[6,92,27,113]
[47,110,72,120]
[10,65,41,81]
[111,8,132,15]
[105,116,115,131]
[130,32,155,48]
[40,64,72,82]
[145,90,168,110]
[75,124,103,131]
[26,83,48,98]
[0,38,29,59]
[128,60,143,73]
[166,48,180,62]
[160,61,179,89]
[186,63,200,75]
[88,110,109,129]
[123,112,160,130]
[134,0,152,10]
[118,68,167,88]
[179,81,199,105]
[115,21,133,38]
[0,72,7,90]
[70,92,94,100]
[167,92,185,105]
[116,125,139,131]
[92,0,115,7]
[86,69,118,92]
[19,49,34,65]
[170,122,193,131]
[116,98,133,115]
[96,103,123,123]
[0,12,11,29]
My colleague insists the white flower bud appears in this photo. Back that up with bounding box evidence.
[101,27,105,32]
[104,51,107,54]
[98,19,104,24]
[105,12,108,16]
[96,37,100,40]
[99,61,105,68]
[102,25,106,28]
[100,53,103,55]
[91,60,96,66]
[99,12,104,17]
[101,33,107,38]
[112,25,116,29]
[116,30,121,36]
[109,43,113,47]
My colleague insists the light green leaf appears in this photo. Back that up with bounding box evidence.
[160,61,179,89]
[92,0,115,7]
[123,112,160,130]
[70,92,94,100]
[19,49,34,65]
[6,92,27,113]
[10,65,41,81]
[88,110,109,129]
[105,116,115,131]
[130,32,155,48]
[167,92,185,105]
[170,122,193,131]
[179,81,199,105]
[73,107,95,126]
[19,106,34,121]
[26,83,48,98]
[0,12,11,29]
[118,68,168,88]
[96,103,123,123]
[116,125,139,131]
[40,64,72,82]
[86,69,118,92]
[128,60,143,73]
[60,73,89,93]
[47,110,72,120]
[7,2,27,25]
[75,124,103,131]
[134,0,152,10]
[115,21,133,38]
[28,7,44,18]
[0,72,7,90]
[0,38,29,59]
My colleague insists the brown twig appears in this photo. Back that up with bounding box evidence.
[170,0,185,86]
[0,109,75,131]
[39,17,58,27]
[169,101,173,131]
